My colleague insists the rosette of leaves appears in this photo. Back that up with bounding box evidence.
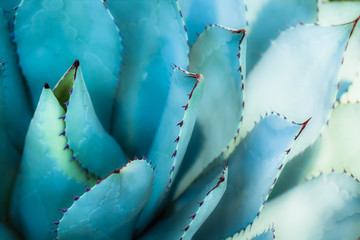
[0,0,360,239]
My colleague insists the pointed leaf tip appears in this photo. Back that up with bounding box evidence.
[73,59,80,68]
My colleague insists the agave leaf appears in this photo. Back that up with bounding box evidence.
[245,0,317,72]
[14,0,122,129]
[141,164,228,240]
[10,85,96,240]
[53,60,127,178]
[57,160,153,240]
[174,25,245,199]
[273,103,360,197]
[241,22,355,160]
[108,0,189,156]
[318,2,360,101]
[177,0,247,45]
[192,114,304,239]
[241,172,360,240]
[249,228,275,240]
[229,226,276,240]
[136,67,204,232]
[0,9,32,150]
[0,223,19,240]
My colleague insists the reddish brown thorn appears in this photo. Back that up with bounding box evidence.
[127,158,131,163]
[59,131,66,136]
[85,186,91,192]
[277,164,283,170]
[58,209,68,213]
[44,82,50,89]
[183,226,190,232]
[177,120,184,127]
[51,221,60,226]
[174,136,180,143]
[295,117,312,140]
[64,144,69,150]
[134,156,138,160]
[73,196,80,201]
[236,53,240,58]
[59,115,66,120]
[170,166,175,174]
[199,201,204,206]
[241,83,244,90]
[273,178,277,185]
[69,88,73,95]
[189,214,196,219]
[172,150,177,158]
[73,59,80,68]
[285,149,291,154]
[182,104,188,110]
[344,168,347,173]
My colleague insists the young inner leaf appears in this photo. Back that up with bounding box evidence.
[52,60,79,111]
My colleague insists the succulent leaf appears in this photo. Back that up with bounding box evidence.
[14,0,122,129]
[57,160,153,240]
[10,86,96,240]
[245,0,318,71]
[177,0,247,45]
[108,0,189,156]
[174,25,246,199]
[56,61,127,178]
[273,103,360,197]
[0,9,32,150]
[141,164,228,240]
[241,22,355,160]
[193,114,303,239]
[240,172,360,240]
[136,67,204,232]
[229,226,276,240]
[318,1,360,101]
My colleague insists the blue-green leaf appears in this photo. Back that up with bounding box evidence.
[174,25,245,199]
[242,22,355,160]
[242,172,360,240]
[318,2,360,102]
[10,86,96,240]
[108,0,189,156]
[141,165,228,240]
[193,114,303,239]
[245,0,317,71]
[55,60,127,178]
[15,0,122,129]
[136,68,204,232]
[177,0,247,45]
[0,9,32,150]
[57,160,153,240]
[273,103,360,197]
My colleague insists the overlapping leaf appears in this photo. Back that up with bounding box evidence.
[108,0,189,156]
[57,160,153,240]
[174,25,246,199]
[242,22,355,160]
[15,0,122,128]
[136,68,204,232]
[239,172,360,240]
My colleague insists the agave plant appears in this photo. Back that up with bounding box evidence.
[1,0,360,239]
